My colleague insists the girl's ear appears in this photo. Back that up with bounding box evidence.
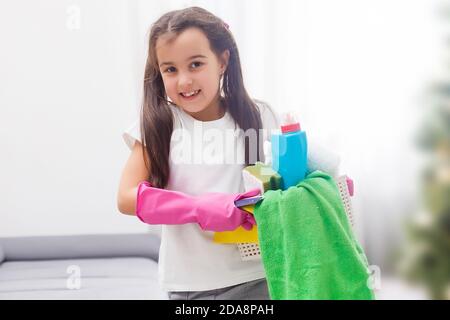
[219,49,230,74]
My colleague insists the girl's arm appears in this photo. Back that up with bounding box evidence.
[117,141,149,215]
[117,141,259,232]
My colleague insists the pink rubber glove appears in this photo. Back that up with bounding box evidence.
[346,176,354,196]
[135,181,260,232]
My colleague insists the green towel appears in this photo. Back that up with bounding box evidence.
[253,170,375,300]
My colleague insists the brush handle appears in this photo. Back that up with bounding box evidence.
[234,195,264,207]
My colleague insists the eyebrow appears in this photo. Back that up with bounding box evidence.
[159,55,207,67]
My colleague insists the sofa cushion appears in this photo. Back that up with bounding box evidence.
[0,233,160,262]
[0,257,168,299]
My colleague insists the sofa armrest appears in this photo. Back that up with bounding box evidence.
[0,245,4,265]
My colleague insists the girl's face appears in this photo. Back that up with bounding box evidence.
[156,27,229,121]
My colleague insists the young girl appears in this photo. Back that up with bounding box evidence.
[117,6,280,300]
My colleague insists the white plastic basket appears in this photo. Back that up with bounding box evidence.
[237,175,355,261]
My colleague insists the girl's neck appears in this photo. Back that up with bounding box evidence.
[185,95,225,122]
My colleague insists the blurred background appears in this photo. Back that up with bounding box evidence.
[1,0,448,299]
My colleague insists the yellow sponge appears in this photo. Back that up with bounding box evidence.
[242,162,282,193]
[213,205,258,243]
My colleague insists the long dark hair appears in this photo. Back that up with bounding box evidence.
[141,6,263,188]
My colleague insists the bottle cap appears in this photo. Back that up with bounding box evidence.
[281,111,301,133]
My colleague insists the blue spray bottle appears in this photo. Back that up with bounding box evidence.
[271,112,308,190]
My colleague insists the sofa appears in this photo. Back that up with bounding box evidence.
[0,233,168,300]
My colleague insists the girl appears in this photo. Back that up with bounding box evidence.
[117,6,280,300]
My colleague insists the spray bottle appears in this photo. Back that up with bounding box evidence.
[271,111,308,190]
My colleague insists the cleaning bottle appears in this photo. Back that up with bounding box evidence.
[271,111,308,190]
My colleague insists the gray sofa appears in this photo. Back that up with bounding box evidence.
[0,233,168,300]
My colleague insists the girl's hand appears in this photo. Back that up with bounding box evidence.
[195,188,261,231]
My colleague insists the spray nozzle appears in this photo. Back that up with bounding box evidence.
[281,111,301,133]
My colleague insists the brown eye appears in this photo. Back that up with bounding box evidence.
[165,66,176,73]
[190,61,203,68]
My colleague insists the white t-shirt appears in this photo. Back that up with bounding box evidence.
[122,100,280,292]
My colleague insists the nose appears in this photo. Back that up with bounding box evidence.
[178,72,193,91]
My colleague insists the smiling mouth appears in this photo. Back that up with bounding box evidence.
[180,89,201,98]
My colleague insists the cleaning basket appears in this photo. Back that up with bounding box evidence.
[237,174,354,261]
